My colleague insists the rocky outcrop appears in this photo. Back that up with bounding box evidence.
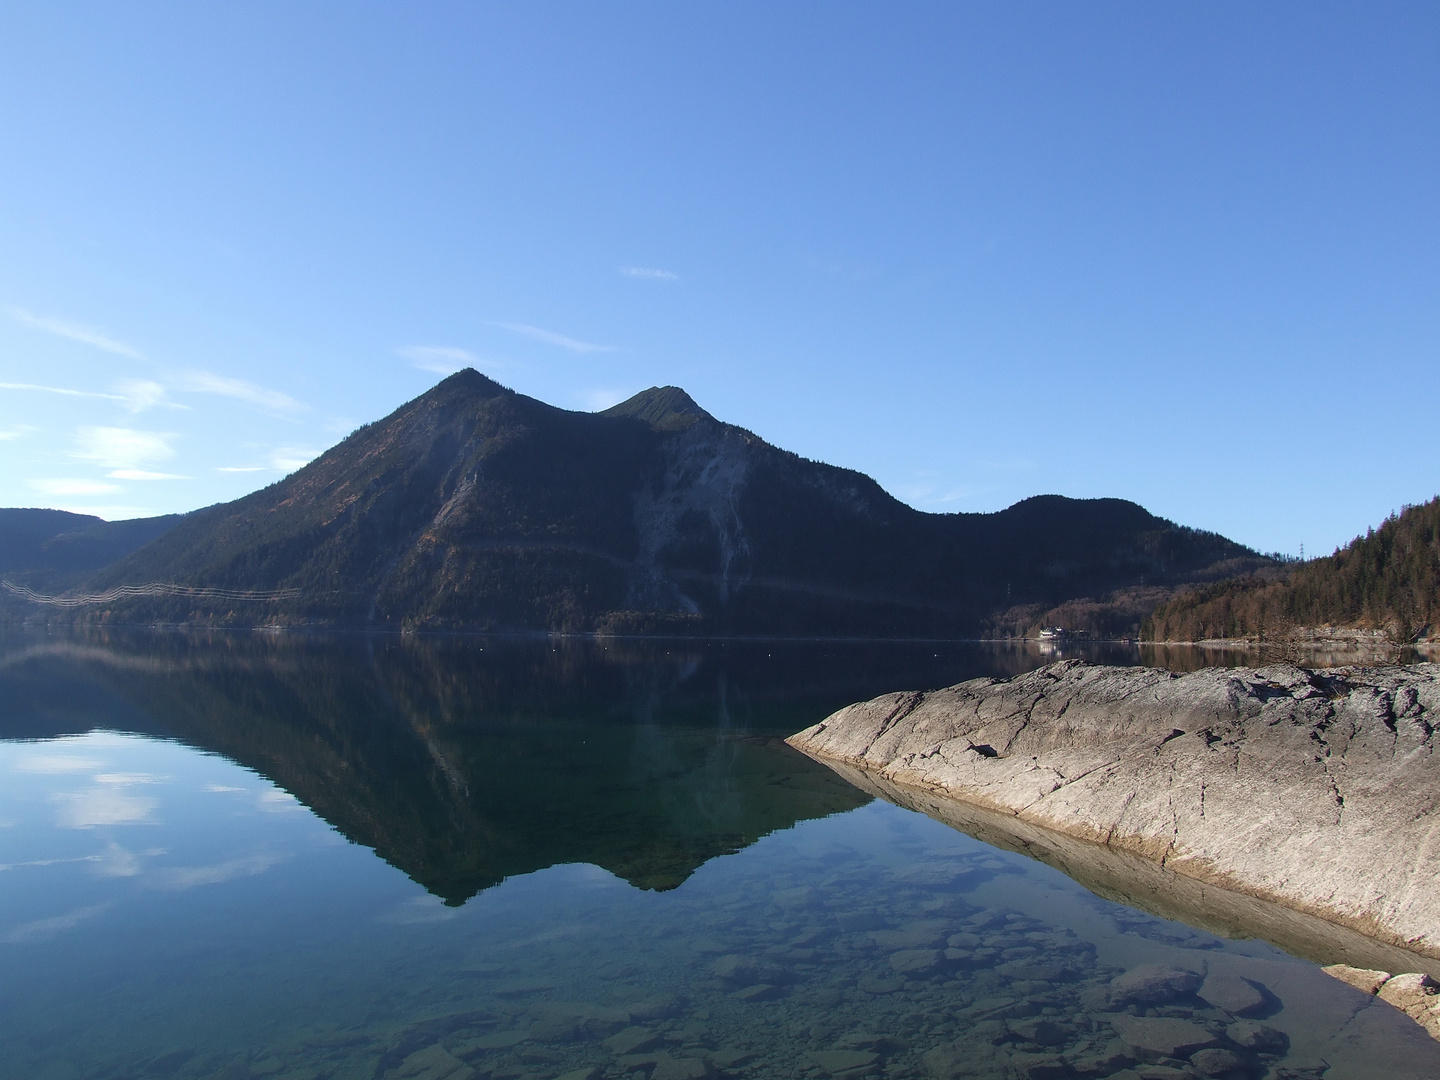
[787,660,1440,964]
[1324,966,1440,1040]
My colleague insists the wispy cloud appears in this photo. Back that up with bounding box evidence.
[6,307,145,359]
[216,445,319,475]
[0,381,127,402]
[71,427,176,471]
[51,787,160,829]
[5,309,299,415]
[153,851,287,890]
[0,424,36,441]
[379,895,463,925]
[107,470,189,481]
[174,371,304,414]
[619,266,679,281]
[27,479,122,497]
[578,388,631,411]
[12,754,106,775]
[93,842,144,879]
[268,447,319,473]
[114,379,186,413]
[257,789,304,813]
[3,903,111,943]
[492,322,617,354]
[397,345,485,375]
[0,855,98,872]
[93,772,168,785]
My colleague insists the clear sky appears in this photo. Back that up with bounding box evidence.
[1,3,1435,557]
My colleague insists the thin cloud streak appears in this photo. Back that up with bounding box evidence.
[0,382,126,402]
[51,787,160,829]
[269,447,320,473]
[12,755,106,774]
[397,345,486,375]
[6,307,145,359]
[107,470,189,481]
[28,479,122,496]
[114,379,187,413]
[175,371,304,414]
[153,851,287,890]
[578,388,631,411]
[618,266,679,281]
[3,903,111,943]
[492,322,617,354]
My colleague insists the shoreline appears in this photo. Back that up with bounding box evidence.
[815,758,1440,979]
[786,660,1440,967]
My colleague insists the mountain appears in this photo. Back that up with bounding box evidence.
[0,508,182,585]
[11,370,1268,634]
[1145,496,1440,644]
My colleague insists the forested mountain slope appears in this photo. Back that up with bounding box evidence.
[0,508,181,585]
[1145,497,1440,643]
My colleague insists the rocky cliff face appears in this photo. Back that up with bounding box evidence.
[788,660,1440,963]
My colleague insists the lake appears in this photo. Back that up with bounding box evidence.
[1,631,1435,1080]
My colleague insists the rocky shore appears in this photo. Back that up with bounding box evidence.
[786,661,1440,968]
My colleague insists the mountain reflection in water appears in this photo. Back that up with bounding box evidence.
[1,633,894,900]
[5,632,1440,1080]
[4,632,1144,904]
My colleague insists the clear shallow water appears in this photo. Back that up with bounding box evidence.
[1,632,1435,1080]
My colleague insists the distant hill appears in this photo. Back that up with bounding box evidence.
[7,370,1268,635]
[0,508,182,585]
[1145,496,1440,644]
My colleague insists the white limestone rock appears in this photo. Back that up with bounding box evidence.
[787,660,1440,960]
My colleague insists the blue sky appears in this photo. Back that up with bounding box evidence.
[0,3,1435,556]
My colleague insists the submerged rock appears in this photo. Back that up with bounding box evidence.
[602,1026,661,1056]
[810,1048,879,1075]
[388,1044,474,1080]
[1197,973,1268,1016]
[650,1054,718,1080]
[1108,965,1204,1007]
[1224,1020,1288,1053]
[1188,1047,1250,1076]
[1108,1015,1220,1058]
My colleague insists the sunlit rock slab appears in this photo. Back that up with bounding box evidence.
[788,659,1440,965]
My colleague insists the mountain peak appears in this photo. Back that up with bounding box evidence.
[602,386,713,431]
[429,367,510,399]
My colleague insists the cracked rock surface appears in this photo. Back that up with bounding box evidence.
[787,660,1440,960]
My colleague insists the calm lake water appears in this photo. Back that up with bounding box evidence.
[1,631,1435,1080]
